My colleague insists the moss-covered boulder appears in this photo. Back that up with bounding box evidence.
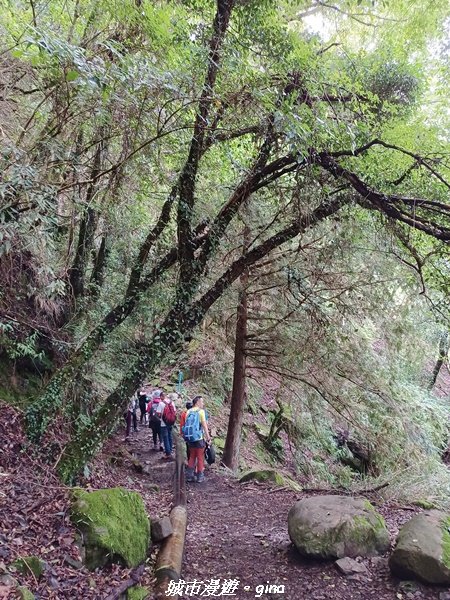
[412,499,436,510]
[18,587,35,600]
[12,556,46,579]
[239,469,302,492]
[389,511,450,584]
[71,487,150,570]
[240,468,285,486]
[288,495,389,559]
[128,585,150,600]
[239,468,301,491]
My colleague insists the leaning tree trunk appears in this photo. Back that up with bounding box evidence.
[67,134,105,311]
[56,307,186,483]
[88,234,109,300]
[56,197,348,482]
[222,226,250,471]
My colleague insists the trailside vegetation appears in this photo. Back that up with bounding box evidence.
[0,0,449,486]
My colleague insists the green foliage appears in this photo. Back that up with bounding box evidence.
[0,329,45,363]
[127,586,150,600]
[17,587,35,600]
[12,556,45,579]
[0,0,448,490]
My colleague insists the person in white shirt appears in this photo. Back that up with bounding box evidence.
[124,396,138,439]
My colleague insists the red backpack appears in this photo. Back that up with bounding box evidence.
[162,401,176,426]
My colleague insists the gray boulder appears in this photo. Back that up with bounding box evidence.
[151,517,173,543]
[389,511,450,584]
[288,495,390,559]
[335,557,368,576]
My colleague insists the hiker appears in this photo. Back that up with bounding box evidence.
[124,396,138,439]
[159,391,177,459]
[138,388,148,425]
[148,390,163,451]
[180,400,193,460]
[183,395,211,483]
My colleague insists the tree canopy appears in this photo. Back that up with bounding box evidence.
[0,0,449,483]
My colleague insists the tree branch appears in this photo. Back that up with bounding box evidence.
[316,152,450,242]
[177,0,235,286]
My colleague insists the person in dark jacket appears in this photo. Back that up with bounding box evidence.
[148,390,163,451]
[138,388,148,424]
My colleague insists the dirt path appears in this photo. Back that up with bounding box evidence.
[180,466,444,600]
[131,426,446,600]
[130,427,446,600]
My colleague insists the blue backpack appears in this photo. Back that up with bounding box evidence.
[182,409,203,443]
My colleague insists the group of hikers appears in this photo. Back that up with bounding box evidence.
[125,387,212,483]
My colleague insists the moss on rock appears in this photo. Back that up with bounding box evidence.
[413,499,436,510]
[18,587,35,600]
[441,516,450,569]
[128,585,150,600]
[239,468,301,490]
[239,468,285,486]
[239,467,302,491]
[288,495,389,559]
[12,556,45,579]
[389,511,450,584]
[71,487,150,570]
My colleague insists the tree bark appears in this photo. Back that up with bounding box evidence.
[222,226,250,471]
[429,331,449,390]
[89,234,108,299]
[67,135,104,307]
[177,0,235,288]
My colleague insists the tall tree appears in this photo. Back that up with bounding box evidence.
[222,225,250,471]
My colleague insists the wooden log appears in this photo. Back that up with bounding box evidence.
[173,433,186,508]
[152,432,187,599]
[153,505,187,600]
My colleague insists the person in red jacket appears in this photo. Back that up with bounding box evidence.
[158,392,177,459]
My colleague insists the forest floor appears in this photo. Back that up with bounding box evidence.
[1,404,449,600]
[182,468,446,600]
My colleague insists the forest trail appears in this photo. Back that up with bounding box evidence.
[128,428,443,600]
[1,411,445,600]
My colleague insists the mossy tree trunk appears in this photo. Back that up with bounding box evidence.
[89,234,109,300]
[67,133,105,310]
[57,308,185,482]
